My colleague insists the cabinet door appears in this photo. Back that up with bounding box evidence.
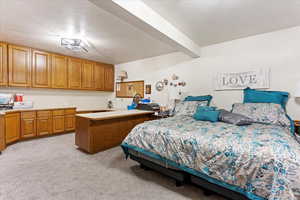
[94,63,105,91]
[21,118,36,138]
[65,115,75,131]
[8,45,31,87]
[32,49,51,88]
[51,54,68,88]
[104,64,114,91]
[0,42,8,86]
[37,111,52,136]
[0,116,5,151]
[53,116,65,133]
[81,61,95,89]
[68,57,82,89]
[37,118,52,136]
[5,113,20,144]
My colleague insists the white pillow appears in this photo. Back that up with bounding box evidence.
[174,101,208,116]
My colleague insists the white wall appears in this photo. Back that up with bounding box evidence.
[0,88,114,110]
[115,26,300,119]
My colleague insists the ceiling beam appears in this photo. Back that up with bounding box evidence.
[89,0,201,58]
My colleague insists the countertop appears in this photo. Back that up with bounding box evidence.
[76,109,154,121]
[76,108,114,113]
[0,106,77,115]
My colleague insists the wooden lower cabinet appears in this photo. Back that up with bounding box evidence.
[0,115,5,151]
[21,111,36,138]
[37,111,52,136]
[5,113,20,144]
[64,108,76,131]
[65,115,75,131]
[1,107,76,152]
[37,118,52,136]
[75,113,153,154]
[21,118,36,138]
[53,116,65,134]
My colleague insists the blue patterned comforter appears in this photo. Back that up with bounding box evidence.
[121,116,300,200]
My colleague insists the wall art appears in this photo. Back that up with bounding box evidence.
[214,68,270,90]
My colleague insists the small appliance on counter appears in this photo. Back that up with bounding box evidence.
[13,101,34,109]
[0,93,34,110]
[13,93,33,109]
[15,93,24,102]
[0,94,14,110]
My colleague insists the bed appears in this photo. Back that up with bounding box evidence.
[121,112,300,200]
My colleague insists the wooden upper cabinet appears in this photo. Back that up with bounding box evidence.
[81,61,95,89]
[2,41,114,92]
[94,63,105,91]
[68,57,82,89]
[32,49,51,88]
[8,44,31,87]
[51,54,68,88]
[104,64,114,91]
[0,42,8,86]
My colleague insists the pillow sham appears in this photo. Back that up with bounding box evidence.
[218,109,253,126]
[193,110,220,122]
[174,101,208,116]
[232,103,290,128]
[184,95,212,105]
[243,88,289,110]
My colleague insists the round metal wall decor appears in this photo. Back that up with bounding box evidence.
[155,81,164,91]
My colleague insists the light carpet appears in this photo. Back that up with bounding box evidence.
[0,133,225,200]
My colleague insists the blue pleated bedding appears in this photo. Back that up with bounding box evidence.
[121,116,300,200]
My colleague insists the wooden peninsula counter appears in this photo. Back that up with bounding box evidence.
[75,110,154,154]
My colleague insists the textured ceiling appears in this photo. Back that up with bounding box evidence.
[142,0,300,46]
[1,0,300,64]
[0,0,175,64]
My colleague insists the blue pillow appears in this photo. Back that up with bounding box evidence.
[184,95,213,105]
[196,106,216,112]
[243,88,289,109]
[193,110,220,122]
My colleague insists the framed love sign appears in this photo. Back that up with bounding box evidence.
[214,68,270,91]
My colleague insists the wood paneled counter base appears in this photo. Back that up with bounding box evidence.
[0,108,76,153]
[75,110,154,154]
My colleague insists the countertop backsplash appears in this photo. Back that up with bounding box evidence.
[0,88,114,111]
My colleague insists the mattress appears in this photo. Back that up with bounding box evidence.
[121,116,300,200]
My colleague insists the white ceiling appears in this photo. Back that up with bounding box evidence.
[142,0,300,46]
[0,0,175,64]
[1,0,300,64]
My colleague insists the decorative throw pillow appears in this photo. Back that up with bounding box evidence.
[243,88,289,110]
[193,110,220,122]
[174,101,208,116]
[232,103,290,128]
[218,109,253,126]
[196,106,216,112]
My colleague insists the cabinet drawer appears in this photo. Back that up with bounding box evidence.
[37,110,52,118]
[64,108,76,115]
[21,111,36,119]
[52,109,65,116]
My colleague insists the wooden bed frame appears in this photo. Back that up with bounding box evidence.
[128,152,249,200]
